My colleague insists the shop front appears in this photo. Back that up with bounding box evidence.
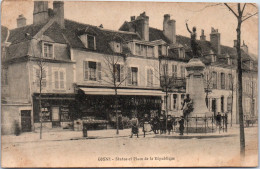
[32,93,76,130]
[77,86,164,128]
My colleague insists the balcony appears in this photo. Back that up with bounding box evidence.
[160,76,186,92]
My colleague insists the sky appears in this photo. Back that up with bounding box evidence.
[1,1,258,55]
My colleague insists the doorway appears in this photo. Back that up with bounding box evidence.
[52,106,60,128]
[21,110,32,132]
[212,99,217,117]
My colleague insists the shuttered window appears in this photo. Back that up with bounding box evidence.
[35,68,47,88]
[53,69,66,90]
[128,67,138,86]
[83,61,101,81]
[172,65,177,78]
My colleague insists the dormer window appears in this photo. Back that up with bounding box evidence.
[211,55,217,63]
[135,43,154,57]
[111,42,122,53]
[87,35,95,50]
[228,58,231,65]
[179,48,185,58]
[158,45,162,56]
[249,61,253,70]
[43,43,54,58]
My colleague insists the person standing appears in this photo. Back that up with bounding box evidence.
[179,116,185,135]
[142,113,151,137]
[167,115,173,135]
[130,115,139,138]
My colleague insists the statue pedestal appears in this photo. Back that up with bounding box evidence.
[186,58,212,117]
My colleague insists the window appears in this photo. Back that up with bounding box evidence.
[211,55,216,62]
[114,64,121,82]
[2,67,8,85]
[43,43,53,58]
[172,65,177,78]
[158,45,162,56]
[53,68,66,90]
[128,67,138,86]
[87,35,95,50]
[228,74,232,90]
[135,43,154,57]
[227,96,232,112]
[181,66,185,78]
[179,48,185,58]
[221,73,225,89]
[147,69,153,87]
[35,68,47,88]
[162,64,168,76]
[84,61,101,81]
[173,94,177,110]
[212,72,217,89]
[113,42,122,53]
[228,58,232,65]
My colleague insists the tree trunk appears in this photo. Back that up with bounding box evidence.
[231,84,233,127]
[115,88,119,135]
[236,17,245,158]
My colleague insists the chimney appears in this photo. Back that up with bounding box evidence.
[130,16,135,21]
[200,29,206,41]
[233,40,237,48]
[16,14,26,28]
[53,1,65,29]
[210,27,221,55]
[33,1,49,25]
[163,14,176,44]
[135,12,149,41]
[241,40,248,53]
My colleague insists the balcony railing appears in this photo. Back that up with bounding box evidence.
[160,76,186,90]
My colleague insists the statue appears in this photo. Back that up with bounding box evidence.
[186,20,201,58]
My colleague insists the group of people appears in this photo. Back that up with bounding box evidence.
[129,114,185,138]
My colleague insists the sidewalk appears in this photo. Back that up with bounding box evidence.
[2,128,147,144]
[1,125,245,144]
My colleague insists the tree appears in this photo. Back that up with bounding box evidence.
[224,3,258,158]
[26,33,46,139]
[158,57,176,130]
[102,33,130,135]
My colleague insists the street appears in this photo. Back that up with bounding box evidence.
[1,126,258,167]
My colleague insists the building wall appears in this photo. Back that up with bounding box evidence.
[1,104,32,135]
[28,61,75,94]
[4,62,30,103]
[72,49,161,89]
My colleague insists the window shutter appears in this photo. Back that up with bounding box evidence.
[127,67,132,85]
[136,67,138,86]
[60,71,64,89]
[35,68,40,87]
[54,71,59,89]
[84,61,89,80]
[120,64,124,82]
[151,69,153,86]
[147,69,149,86]
[97,62,102,81]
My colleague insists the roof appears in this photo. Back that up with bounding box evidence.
[63,19,140,55]
[7,23,45,44]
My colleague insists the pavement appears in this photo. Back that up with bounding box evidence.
[1,125,244,144]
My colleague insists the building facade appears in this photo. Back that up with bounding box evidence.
[1,2,258,134]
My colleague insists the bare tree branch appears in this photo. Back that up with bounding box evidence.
[224,3,239,18]
[242,12,258,22]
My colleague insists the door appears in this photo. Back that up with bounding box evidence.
[21,110,32,132]
[52,106,60,128]
[212,99,216,117]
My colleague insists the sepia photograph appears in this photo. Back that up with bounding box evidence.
[1,0,258,167]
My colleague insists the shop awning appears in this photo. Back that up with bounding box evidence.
[79,87,164,96]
